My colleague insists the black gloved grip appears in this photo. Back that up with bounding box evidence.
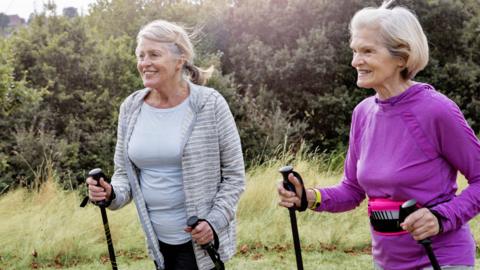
[279,166,308,212]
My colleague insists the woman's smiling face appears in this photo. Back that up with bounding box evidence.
[136,38,183,89]
[350,27,405,91]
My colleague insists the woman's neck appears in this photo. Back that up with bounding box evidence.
[375,79,414,100]
[146,80,189,108]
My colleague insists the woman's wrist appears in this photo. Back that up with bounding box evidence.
[430,209,444,234]
[306,188,316,208]
[104,186,116,207]
[307,188,321,210]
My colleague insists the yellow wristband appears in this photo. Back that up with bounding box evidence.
[309,188,321,210]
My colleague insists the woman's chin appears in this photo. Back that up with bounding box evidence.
[356,80,372,89]
[143,81,158,89]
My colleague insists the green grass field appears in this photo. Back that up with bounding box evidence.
[1,155,479,269]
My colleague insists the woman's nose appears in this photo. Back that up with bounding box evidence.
[139,57,152,67]
[351,53,363,67]
[351,55,357,67]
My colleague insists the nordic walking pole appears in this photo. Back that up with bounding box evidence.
[83,168,118,270]
[399,199,441,270]
[187,216,225,270]
[279,165,305,270]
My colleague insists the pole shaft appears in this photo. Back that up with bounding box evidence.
[100,207,118,270]
[422,242,441,270]
[206,248,225,270]
[289,209,303,270]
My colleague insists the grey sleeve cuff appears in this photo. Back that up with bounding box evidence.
[206,209,229,235]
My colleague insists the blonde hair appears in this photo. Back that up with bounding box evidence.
[136,20,213,85]
[349,0,429,79]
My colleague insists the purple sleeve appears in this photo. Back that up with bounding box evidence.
[430,100,480,233]
[316,108,366,212]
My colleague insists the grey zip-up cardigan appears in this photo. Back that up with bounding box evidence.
[108,81,245,269]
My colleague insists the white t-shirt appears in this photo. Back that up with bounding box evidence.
[128,96,191,245]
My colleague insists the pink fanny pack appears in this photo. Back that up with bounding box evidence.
[368,198,411,236]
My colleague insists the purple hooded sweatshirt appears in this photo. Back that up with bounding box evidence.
[316,83,480,270]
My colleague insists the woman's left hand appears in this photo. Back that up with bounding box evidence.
[400,208,440,241]
[185,221,214,245]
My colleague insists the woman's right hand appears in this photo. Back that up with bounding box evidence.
[277,173,304,209]
[86,177,113,202]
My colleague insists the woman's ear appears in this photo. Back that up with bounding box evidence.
[397,56,407,69]
[176,55,186,71]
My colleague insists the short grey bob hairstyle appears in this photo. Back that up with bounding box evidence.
[349,0,429,80]
[136,19,213,85]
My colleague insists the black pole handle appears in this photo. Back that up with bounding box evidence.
[187,216,224,270]
[399,199,441,270]
[279,166,308,211]
[399,199,417,223]
[280,165,296,193]
[88,168,110,207]
[187,216,216,250]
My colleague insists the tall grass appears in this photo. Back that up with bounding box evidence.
[237,147,371,251]
[0,179,148,269]
[1,151,479,269]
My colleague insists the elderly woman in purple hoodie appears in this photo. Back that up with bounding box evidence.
[278,1,480,269]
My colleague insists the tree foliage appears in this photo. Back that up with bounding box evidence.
[0,0,479,192]
[220,0,480,148]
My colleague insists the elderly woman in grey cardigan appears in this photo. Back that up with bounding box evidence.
[86,20,245,270]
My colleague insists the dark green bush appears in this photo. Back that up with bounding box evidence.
[0,0,479,193]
